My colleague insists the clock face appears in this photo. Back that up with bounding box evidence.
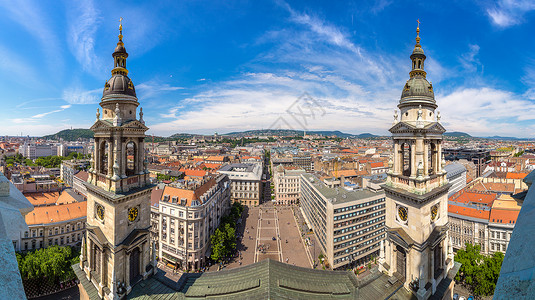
[128,207,139,222]
[398,206,408,222]
[431,204,439,220]
[96,204,105,220]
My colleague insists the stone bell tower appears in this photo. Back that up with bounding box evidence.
[380,22,454,300]
[77,19,156,300]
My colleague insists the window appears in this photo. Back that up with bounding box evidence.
[39,230,43,237]
[49,229,52,235]
[24,231,28,238]
[48,239,52,246]
[24,242,28,250]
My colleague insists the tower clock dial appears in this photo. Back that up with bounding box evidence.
[398,205,408,222]
[431,204,439,220]
[96,204,105,220]
[128,206,139,222]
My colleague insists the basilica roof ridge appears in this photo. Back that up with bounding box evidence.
[102,18,137,100]
[400,20,435,107]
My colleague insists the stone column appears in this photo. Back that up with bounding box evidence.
[138,139,145,175]
[410,141,417,178]
[99,248,106,291]
[125,251,131,293]
[108,138,113,176]
[423,142,429,176]
[436,141,442,174]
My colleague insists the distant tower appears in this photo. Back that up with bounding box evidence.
[77,19,156,300]
[382,22,453,299]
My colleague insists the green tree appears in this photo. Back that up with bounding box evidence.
[455,243,483,285]
[17,245,80,283]
[455,243,504,296]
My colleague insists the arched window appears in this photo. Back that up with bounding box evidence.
[100,141,109,175]
[418,60,421,69]
[428,143,436,175]
[126,141,136,176]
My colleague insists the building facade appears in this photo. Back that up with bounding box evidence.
[300,173,386,270]
[20,142,59,160]
[273,166,305,205]
[75,22,156,300]
[22,200,86,252]
[381,25,456,299]
[218,163,262,206]
[61,159,90,187]
[444,163,467,197]
[157,174,231,271]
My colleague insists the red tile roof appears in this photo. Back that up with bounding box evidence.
[448,204,491,220]
[506,172,529,179]
[74,171,89,181]
[25,201,86,225]
[489,208,520,224]
[449,189,497,206]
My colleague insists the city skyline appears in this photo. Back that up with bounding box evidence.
[1,0,535,137]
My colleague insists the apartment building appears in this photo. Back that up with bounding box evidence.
[444,163,467,197]
[448,189,520,255]
[157,174,231,271]
[273,166,305,205]
[300,173,386,270]
[218,163,263,206]
[21,193,86,252]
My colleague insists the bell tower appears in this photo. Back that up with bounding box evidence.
[78,19,156,300]
[381,22,454,300]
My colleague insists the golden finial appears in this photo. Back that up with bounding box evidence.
[118,17,123,42]
[415,19,421,46]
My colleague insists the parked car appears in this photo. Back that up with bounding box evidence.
[467,297,474,300]
[453,293,459,300]
[459,297,466,300]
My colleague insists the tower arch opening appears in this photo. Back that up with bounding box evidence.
[126,141,136,176]
[100,140,109,175]
[401,142,412,177]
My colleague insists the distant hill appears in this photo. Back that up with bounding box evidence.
[482,136,534,141]
[43,129,93,141]
[444,132,471,138]
[223,129,377,138]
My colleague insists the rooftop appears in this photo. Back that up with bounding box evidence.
[25,200,87,226]
[128,259,412,299]
[301,173,383,205]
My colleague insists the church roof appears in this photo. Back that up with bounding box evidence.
[128,259,414,299]
[103,74,136,98]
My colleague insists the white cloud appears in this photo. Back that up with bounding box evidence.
[62,87,101,104]
[439,87,535,136]
[10,105,72,124]
[66,0,103,76]
[486,0,535,28]
[136,81,184,99]
[146,1,535,138]
[459,44,482,73]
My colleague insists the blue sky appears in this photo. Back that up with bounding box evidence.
[1,0,535,137]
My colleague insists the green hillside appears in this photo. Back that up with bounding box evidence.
[43,129,94,141]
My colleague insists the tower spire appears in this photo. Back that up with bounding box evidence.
[415,19,421,48]
[118,17,123,43]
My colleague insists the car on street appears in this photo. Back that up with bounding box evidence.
[272,237,276,241]
[453,293,459,300]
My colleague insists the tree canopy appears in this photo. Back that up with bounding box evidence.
[454,243,504,296]
[210,202,243,262]
[17,245,80,283]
